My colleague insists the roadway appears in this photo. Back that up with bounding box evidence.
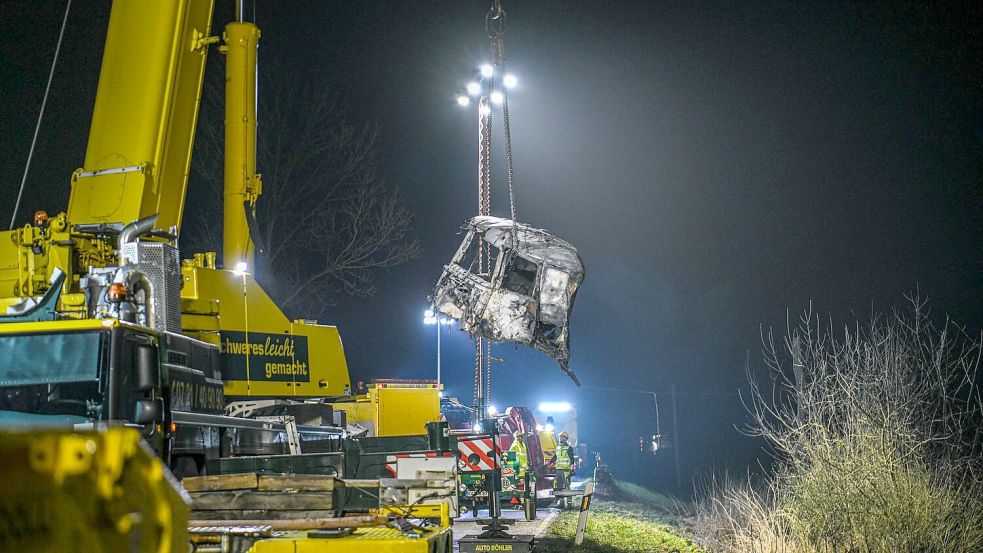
[453,507,561,551]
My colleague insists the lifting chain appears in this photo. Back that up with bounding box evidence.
[474,338,484,411]
[475,92,492,411]
[485,340,492,408]
[474,0,519,415]
[492,35,517,224]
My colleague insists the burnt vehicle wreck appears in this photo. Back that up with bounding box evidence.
[431,216,585,385]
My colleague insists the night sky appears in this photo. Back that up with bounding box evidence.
[2,1,981,489]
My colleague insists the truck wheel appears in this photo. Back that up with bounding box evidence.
[172,456,200,479]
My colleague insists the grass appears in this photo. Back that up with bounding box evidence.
[682,301,983,552]
[537,479,706,553]
[616,481,679,512]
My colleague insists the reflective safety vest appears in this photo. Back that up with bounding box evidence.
[509,439,528,475]
[555,443,573,470]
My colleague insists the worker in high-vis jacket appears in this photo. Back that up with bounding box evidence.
[509,430,529,477]
[549,431,577,491]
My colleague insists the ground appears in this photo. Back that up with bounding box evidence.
[453,505,559,543]
[535,480,705,553]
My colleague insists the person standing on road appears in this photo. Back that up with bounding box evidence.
[509,430,529,478]
[549,431,577,491]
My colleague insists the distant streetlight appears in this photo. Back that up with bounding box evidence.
[423,309,450,386]
[583,385,674,485]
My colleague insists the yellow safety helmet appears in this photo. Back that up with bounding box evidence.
[558,431,569,439]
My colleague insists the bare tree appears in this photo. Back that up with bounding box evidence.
[747,295,983,475]
[742,297,983,550]
[687,296,983,552]
[186,68,420,317]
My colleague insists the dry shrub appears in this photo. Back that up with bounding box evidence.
[689,296,983,553]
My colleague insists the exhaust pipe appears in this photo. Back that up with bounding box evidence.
[113,265,156,329]
[103,214,161,328]
[118,214,158,250]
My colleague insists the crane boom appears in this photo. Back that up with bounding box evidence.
[66,0,215,235]
[222,20,262,270]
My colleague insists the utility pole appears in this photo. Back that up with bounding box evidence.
[423,310,445,388]
[670,384,681,489]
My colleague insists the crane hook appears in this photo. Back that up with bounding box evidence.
[486,0,507,37]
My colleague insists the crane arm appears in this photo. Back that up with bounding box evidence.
[66,0,216,236]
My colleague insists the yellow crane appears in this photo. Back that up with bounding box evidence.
[0,0,349,399]
[0,3,454,551]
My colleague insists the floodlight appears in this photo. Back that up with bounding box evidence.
[490,91,503,105]
[233,261,247,276]
[544,423,554,432]
[456,94,470,107]
[487,405,498,416]
[424,309,437,325]
[479,104,491,116]
[538,402,572,413]
[503,74,517,88]
[480,64,494,77]
[472,423,483,433]
[466,81,481,95]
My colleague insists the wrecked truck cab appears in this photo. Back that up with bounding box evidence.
[431,216,584,385]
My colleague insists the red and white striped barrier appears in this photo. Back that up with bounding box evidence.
[457,435,499,472]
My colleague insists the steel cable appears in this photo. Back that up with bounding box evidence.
[9,0,73,230]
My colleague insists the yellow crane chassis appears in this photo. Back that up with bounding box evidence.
[248,526,453,553]
[0,427,189,553]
